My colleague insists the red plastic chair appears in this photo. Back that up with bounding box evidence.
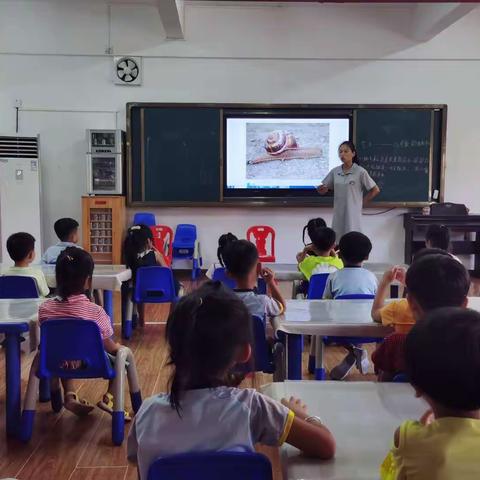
[246,225,276,262]
[150,225,173,266]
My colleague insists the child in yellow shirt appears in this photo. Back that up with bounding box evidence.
[372,248,453,334]
[381,307,480,480]
[297,227,343,281]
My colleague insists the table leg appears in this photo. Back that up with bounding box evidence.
[315,336,326,380]
[4,332,22,437]
[286,334,302,380]
[104,290,113,327]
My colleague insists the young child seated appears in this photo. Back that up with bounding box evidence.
[2,232,49,297]
[302,217,327,253]
[127,282,336,479]
[371,248,451,334]
[39,247,130,419]
[297,227,343,280]
[381,307,480,479]
[123,225,182,326]
[42,218,80,264]
[222,239,286,319]
[372,252,470,381]
[322,231,377,380]
[425,224,460,262]
[205,232,238,279]
[323,231,377,299]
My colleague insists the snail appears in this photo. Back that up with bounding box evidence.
[264,130,298,155]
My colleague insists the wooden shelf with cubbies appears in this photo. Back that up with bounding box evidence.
[82,196,125,265]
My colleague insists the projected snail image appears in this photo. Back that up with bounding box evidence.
[246,122,329,180]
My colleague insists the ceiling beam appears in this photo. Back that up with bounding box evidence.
[410,3,477,42]
[158,0,184,40]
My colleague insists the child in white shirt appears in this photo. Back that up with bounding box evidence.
[2,232,49,297]
[127,282,336,479]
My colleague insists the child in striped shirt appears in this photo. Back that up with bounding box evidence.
[39,247,130,420]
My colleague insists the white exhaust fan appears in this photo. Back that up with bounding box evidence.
[113,56,142,86]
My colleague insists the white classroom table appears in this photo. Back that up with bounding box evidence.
[274,299,394,380]
[276,297,480,380]
[0,298,45,437]
[261,381,427,480]
[40,264,132,291]
[1,264,132,326]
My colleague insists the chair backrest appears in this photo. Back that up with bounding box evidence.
[0,276,39,299]
[147,451,272,480]
[212,267,236,289]
[151,225,174,266]
[246,226,275,262]
[307,273,330,299]
[134,266,177,304]
[38,319,115,380]
[173,224,197,248]
[133,212,156,227]
[336,294,375,300]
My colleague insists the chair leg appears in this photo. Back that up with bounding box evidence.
[125,348,142,413]
[314,336,327,380]
[20,354,40,442]
[112,348,129,446]
[50,378,63,413]
[39,377,51,403]
[122,294,133,340]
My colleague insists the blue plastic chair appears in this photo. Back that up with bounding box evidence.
[20,319,142,445]
[134,266,179,304]
[0,276,39,299]
[172,224,201,279]
[133,212,156,227]
[147,451,273,480]
[212,268,236,289]
[306,273,330,299]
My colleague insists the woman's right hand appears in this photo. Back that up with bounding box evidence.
[317,185,329,195]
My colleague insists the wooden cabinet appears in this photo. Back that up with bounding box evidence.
[82,196,125,265]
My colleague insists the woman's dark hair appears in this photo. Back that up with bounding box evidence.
[310,227,336,253]
[217,233,238,267]
[339,141,359,165]
[166,281,252,414]
[303,217,327,245]
[406,307,480,410]
[56,247,94,300]
[426,224,450,251]
[406,254,470,311]
[123,224,152,269]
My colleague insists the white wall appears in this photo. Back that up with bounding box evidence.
[1,1,479,264]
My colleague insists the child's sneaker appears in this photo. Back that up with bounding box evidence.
[330,351,355,380]
[353,347,370,374]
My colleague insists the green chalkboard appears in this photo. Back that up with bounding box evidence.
[129,106,221,203]
[355,109,435,203]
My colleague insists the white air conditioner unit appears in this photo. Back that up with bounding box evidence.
[0,135,43,264]
[113,56,142,86]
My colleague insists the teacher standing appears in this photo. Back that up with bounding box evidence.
[317,141,380,239]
